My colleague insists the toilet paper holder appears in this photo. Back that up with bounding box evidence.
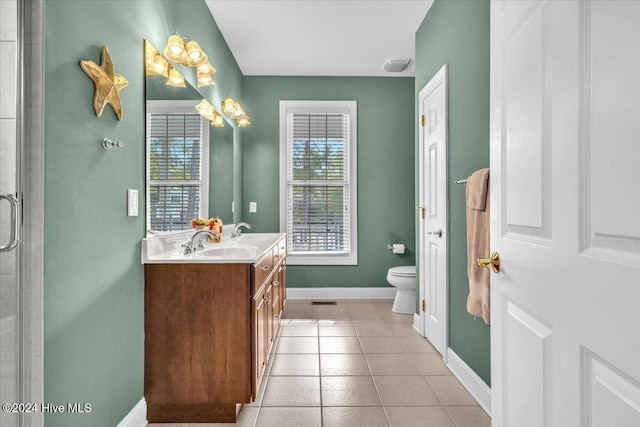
[387,244,406,254]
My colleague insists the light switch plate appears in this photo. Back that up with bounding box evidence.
[249,202,257,213]
[128,189,138,216]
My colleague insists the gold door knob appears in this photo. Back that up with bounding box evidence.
[477,251,500,273]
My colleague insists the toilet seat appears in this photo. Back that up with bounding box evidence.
[388,266,416,278]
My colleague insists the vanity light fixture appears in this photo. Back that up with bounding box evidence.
[210,110,224,127]
[221,97,244,118]
[237,114,250,128]
[185,41,207,67]
[197,61,216,75]
[222,97,250,126]
[196,99,225,127]
[166,66,186,88]
[197,70,215,87]
[145,41,169,77]
[196,99,214,117]
[164,34,188,63]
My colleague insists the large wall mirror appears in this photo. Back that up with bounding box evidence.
[144,40,234,235]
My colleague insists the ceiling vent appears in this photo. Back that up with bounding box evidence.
[383,58,412,73]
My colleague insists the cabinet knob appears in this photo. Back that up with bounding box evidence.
[273,281,280,286]
[262,265,270,271]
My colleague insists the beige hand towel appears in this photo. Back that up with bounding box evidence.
[466,168,490,324]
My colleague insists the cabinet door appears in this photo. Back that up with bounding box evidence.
[254,290,267,393]
[272,272,281,336]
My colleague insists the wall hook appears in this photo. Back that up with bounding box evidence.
[103,138,123,149]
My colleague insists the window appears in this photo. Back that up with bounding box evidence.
[146,100,209,233]
[279,101,357,265]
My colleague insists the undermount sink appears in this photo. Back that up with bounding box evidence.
[195,246,259,258]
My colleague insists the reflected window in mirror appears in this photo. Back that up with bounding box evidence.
[146,100,209,233]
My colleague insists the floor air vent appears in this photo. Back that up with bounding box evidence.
[311,301,337,305]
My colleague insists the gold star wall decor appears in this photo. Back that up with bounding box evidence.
[80,45,129,121]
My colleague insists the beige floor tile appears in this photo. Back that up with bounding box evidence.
[261,376,321,407]
[276,337,319,354]
[374,376,440,406]
[445,406,491,427]
[317,309,352,321]
[322,407,389,427]
[282,307,318,320]
[349,311,386,322]
[319,324,357,337]
[234,406,260,427]
[255,407,321,427]
[398,336,438,353]
[269,354,320,376]
[319,336,362,353]
[366,354,421,376]
[389,323,421,337]
[359,336,405,353]
[425,376,478,406]
[321,376,382,406]
[279,325,318,337]
[354,322,396,337]
[320,354,370,376]
[374,299,394,310]
[385,406,457,427]
[382,310,414,323]
[345,300,380,312]
[147,424,187,427]
[410,354,451,376]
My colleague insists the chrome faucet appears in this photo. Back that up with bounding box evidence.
[183,229,220,255]
[231,222,252,238]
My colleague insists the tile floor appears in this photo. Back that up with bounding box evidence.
[148,299,490,427]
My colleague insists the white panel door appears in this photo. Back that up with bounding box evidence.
[490,1,640,426]
[418,65,447,356]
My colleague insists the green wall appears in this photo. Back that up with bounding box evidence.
[415,0,491,385]
[243,77,415,288]
[44,1,243,425]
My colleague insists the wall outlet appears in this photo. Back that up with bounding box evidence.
[249,202,257,213]
[127,189,138,216]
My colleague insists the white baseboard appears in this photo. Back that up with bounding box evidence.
[117,398,147,427]
[286,287,396,300]
[412,313,424,335]
[446,348,491,415]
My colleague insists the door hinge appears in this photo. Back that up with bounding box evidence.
[421,300,426,312]
[420,114,425,127]
[421,208,425,219]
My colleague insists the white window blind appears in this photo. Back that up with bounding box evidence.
[146,105,208,233]
[280,101,357,265]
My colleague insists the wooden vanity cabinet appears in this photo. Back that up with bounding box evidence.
[250,236,287,399]
[144,235,287,424]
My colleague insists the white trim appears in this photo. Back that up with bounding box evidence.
[117,398,147,427]
[146,100,210,234]
[412,313,424,336]
[286,287,395,300]
[279,100,358,266]
[1,315,15,336]
[417,64,449,356]
[446,348,492,416]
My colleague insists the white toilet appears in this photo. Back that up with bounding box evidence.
[386,266,417,314]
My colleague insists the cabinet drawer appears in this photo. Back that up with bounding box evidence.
[252,249,274,293]
[275,237,287,263]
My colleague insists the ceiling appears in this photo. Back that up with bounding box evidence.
[204,0,433,77]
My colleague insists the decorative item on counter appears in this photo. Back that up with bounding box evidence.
[80,45,128,120]
[190,217,223,243]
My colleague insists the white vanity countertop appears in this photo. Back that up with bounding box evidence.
[141,229,285,264]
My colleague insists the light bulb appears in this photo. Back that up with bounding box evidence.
[197,71,214,87]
